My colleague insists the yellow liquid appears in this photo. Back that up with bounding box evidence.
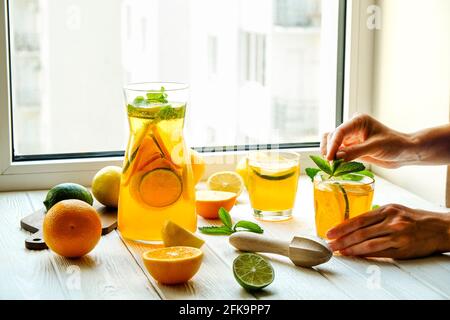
[247,161,300,212]
[118,103,196,242]
[314,180,374,239]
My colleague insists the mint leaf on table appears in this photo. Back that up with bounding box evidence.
[198,226,234,235]
[233,221,264,234]
[219,207,233,229]
[199,207,264,236]
[310,155,333,175]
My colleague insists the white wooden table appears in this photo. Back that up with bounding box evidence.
[1,176,449,300]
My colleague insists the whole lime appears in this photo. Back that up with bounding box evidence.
[91,166,122,208]
[44,183,93,211]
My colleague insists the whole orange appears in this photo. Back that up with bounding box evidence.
[43,199,102,258]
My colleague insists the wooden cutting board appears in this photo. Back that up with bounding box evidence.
[21,204,118,250]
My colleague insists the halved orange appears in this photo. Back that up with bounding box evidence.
[139,168,183,207]
[142,247,203,285]
[195,190,237,219]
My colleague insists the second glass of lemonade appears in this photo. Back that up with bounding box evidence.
[118,82,196,242]
[314,174,374,239]
[247,151,300,221]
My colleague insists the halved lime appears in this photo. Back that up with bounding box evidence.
[233,253,274,291]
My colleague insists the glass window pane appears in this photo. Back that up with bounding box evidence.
[9,0,340,157]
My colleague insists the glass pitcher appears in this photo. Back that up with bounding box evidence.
[118,82,197,242]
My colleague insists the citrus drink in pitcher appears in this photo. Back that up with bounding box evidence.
[118,83,196,242]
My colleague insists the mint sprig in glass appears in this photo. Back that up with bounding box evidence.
[306,156,375,239]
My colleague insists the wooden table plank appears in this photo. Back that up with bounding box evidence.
[27,191,160,300]
[0,192,66,299]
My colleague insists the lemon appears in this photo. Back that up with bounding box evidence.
[207,171,244,197]
[162,220,205,248]
[92,166,122,208]
[235,157,248,188]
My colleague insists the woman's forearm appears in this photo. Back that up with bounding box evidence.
[408,124,450,165]
[437,213,450,253]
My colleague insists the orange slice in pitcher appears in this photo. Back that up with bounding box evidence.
[139,157,181,175]
[152,121,184,167]
[122,125,158,186]
[135,137,163,171]
[139,168,183,207]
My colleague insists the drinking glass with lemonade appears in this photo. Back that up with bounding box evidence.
[118,83,196,242]
[246,151,301,221]
[314,174,374,238]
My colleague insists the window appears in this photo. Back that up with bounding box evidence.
[242,32,266,85]
[207,35,218,78]
[4,0,346,161]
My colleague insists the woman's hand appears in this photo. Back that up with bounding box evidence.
[321,113,450,167]
[321,114,415,168]
[327,204,450,259]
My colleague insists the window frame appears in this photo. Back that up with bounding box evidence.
[0,0,373,191]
